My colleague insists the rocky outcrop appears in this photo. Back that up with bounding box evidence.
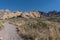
[14,11,22,17]
[1,10,60,19]
[1,11,22,19]
[30,11,40,18]
[22,11,40,18]
[1,11,40,19]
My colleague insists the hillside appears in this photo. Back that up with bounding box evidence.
[0,10,60,40]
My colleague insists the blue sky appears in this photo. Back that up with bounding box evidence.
[0,0,60,12]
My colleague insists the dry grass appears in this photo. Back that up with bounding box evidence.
[9,17,60,40]
[9,18,50,40]
[0,20,5,30]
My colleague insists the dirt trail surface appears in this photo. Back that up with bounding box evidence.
[0,22,23,40]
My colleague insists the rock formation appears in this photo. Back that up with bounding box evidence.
[22,11,40,18]
[1,11,40,19]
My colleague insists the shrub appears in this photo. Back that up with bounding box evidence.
[0,20,4,30]
[48,37,52,40]
[59,28,60,32]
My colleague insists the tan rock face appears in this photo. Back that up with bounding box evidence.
[29,12,35,18]
[2,11,22,19]
[14,11,22,17]
[32,11,40,18]
[2,12,14,19]
[2,12,9,19]
[21,12,30,18]
[1,11,40,19]
[22,11,40,18]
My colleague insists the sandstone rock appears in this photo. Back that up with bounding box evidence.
[2,12,8,19]
[2,12,13,19]
[30,12,40,18]
[29,12,35,18]
[14,11,22,17]
[2,11,22,19]
[1,10,41,19]
[22,12,30,18]
[22,11,40,18]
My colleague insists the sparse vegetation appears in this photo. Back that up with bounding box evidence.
[9,16,60,40]
[59,28,60,32]
[9,18,49,40]
[0,20,4,30]
[0,10,60,40]
[48,17,60,22]
[49,37,52,40]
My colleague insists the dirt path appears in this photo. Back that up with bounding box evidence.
[0,22,23,40]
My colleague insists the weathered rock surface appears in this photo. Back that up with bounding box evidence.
[0,10,40,19]
[22,11,40,18]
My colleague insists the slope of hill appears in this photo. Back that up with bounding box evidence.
[0,10,60,40]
